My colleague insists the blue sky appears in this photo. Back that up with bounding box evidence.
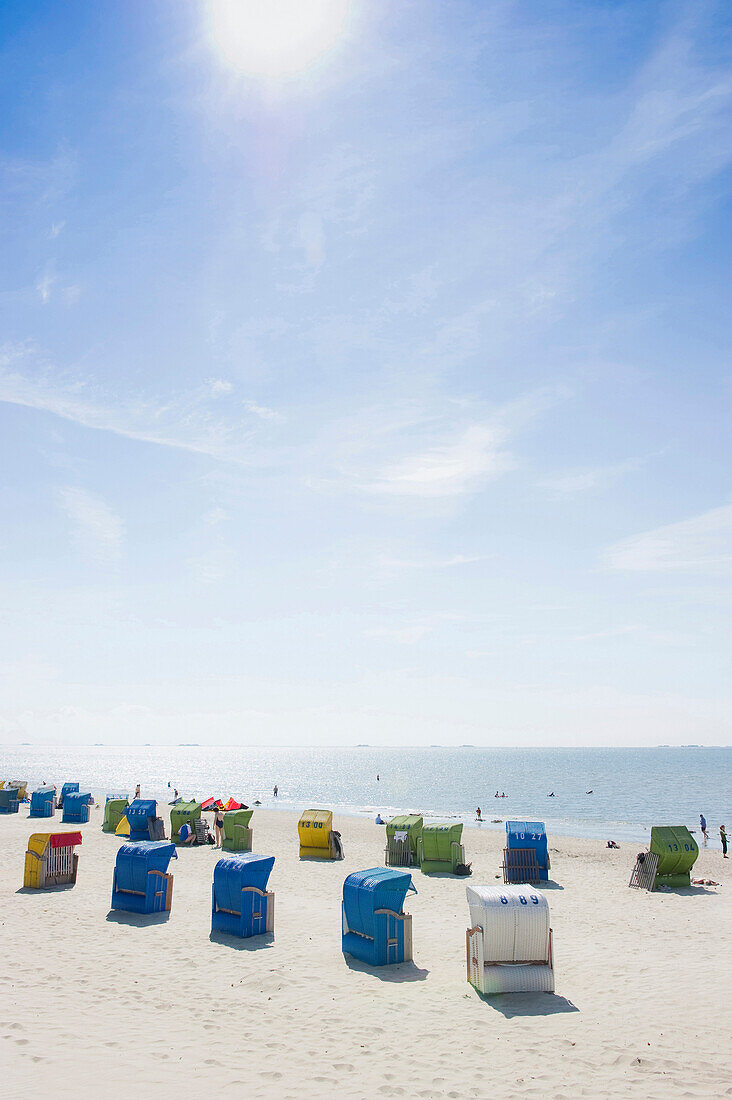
[0,0,730,746]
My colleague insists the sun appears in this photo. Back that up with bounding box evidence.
[208,0,351,78]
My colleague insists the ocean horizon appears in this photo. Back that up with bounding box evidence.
[3,743,729,848]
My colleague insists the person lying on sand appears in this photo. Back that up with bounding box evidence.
[606,840,620,849]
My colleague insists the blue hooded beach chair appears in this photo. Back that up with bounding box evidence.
[111,841,178,914]
[29,787,56,818]
[211,854,275,938]
[62,791,92,824]
[126,799,159,841]
[58,782,79,808]
[0,786,20,814]
[342,867,416,966]
[504,821,551,883]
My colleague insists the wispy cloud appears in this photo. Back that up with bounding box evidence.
[365,424,512,498]
[540,457,644,498]
[377,553,489,571]
[603,503,732,573]
[57,487,124,562]
[0,345,279,466]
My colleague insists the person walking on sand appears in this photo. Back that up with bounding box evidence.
[700,814,709,843]
[273,784,278,798]
[720,825,728,858]
[214,805,225,848]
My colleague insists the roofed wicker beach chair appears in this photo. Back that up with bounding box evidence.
[417,822,467,874]
[29,787,56,818]
[504,821,551,883]
[62,791,93,824]
[125,799,164,841]
[170,800,202,844]
[298,808,343,859]
[0,786,21,814]
[342,867,416,966]
[57,782,79,809]
[24,832,82,888]
[111,841,177,914]
[466,884,555,994]
[211,853,275,938]
[385,814,422,867]
[222,808,254,852]
[102,796,129,833]
[629,826,699,890]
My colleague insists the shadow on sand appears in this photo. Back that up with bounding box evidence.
[16,884,75,894]
[208,930,275,951]
[343,956,429,983]
[105,909,170,926]
[478,992,579,1018]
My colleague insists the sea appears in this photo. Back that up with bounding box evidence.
[3,744,730,848]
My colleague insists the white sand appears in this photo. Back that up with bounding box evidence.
[1,805,730,1098]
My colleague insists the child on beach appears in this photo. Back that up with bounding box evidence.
[720,825,728,858]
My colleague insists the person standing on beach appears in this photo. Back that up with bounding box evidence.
[720,825,728,858]
[273,784,278,798]
[214,806,225,848]
[700,814,709,842]
[134,783,141,800]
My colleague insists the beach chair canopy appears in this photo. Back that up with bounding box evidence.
[170,800,202,840]
[343,867,414,940]
[650,826,698,885]
[10,780,29,799]
[60,782,79,802]
[298,808,333,849]
[386,815,423,852]
[0,786,21,811]
[64,791,92,810]
[103,797,130,832]
[30,787,55,816]
[421,822,463,861]
[506,821,549,871]
[223,809,253,834]
[126,798,156,826]
[467,884,550,963]
[115,841,177,891]
[214,853,274,909]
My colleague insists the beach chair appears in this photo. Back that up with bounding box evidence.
[126,799,160,841]
[29,787,56,818]
[385,814,422,867]
[102,797,129,833]
[0,786,21,814]
[298,808,342,859]
[9,780,29,801]
[211,853,275,938]
[62,791,93,824]
[630,826,699,890]
[505,821,550,882]
[58,782,79,809]
[417,822,466,874]
[110,841,177,914]
[222,809,254,852]
[170,800,202,844]
[466,885,555,994]
[24,832,82,888]
[342,867,416,966]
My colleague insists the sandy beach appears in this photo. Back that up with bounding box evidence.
[0,805,729,1098]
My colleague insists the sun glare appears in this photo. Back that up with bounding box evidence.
[208,0,351,78]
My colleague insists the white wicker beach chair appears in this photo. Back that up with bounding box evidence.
[466,884,554,994]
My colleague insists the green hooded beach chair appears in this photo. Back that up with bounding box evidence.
[103,797,130,834]
[170,800,202,844]
[222,809,254,852]
[417,822,465,874]
[651,826,699,887]
[385,814,423,867]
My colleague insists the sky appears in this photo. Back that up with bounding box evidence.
[0,0,730,747]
